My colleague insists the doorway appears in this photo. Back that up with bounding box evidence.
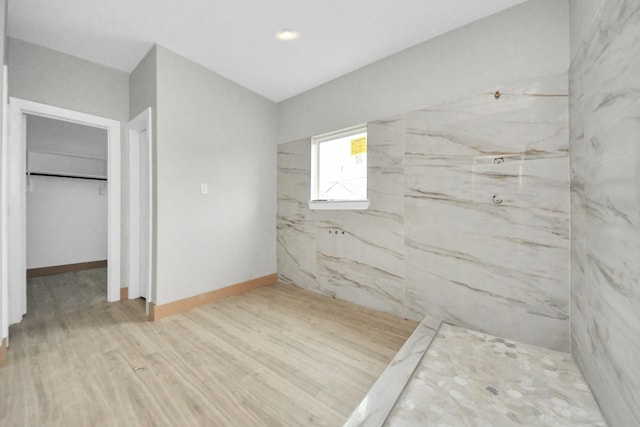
[128,108,153,310]
[25,115,109,315]
[5,98,121,327]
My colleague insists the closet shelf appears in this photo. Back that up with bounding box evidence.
[26,171,108,181]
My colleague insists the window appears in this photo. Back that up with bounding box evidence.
[309,124,369,210]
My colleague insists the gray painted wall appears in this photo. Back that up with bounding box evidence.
[7,37,130,288]
[130,47,157,120]
[8,38,129,122]
[154,46,277,304]
[569,1,640,425]
[130,46,158,302]
[8,38,279,306]
[277,0,569,144]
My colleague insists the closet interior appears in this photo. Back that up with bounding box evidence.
[25,114,109,313]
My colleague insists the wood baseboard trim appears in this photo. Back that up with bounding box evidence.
[149,273,277,321]
[120,287,129,300]
[27,260,108,278]
[0,338,7,366]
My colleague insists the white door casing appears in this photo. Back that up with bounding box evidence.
[1,65,9,341]
[5,98,121,327]
[128,108,153,308]
[138,129,151,300]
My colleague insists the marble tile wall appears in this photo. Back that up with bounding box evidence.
[404,76,570,351]
[277,75,570,351]
[569,1,640,425]
[277,139,317,291]
[314,119,418,319]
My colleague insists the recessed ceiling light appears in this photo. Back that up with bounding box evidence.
[277,29,299,41]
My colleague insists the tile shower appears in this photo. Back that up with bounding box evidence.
[277,3,640,424]
[569,0,640,425]
[277,73,570,352]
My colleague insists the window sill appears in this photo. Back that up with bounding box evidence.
[308,200,370,211]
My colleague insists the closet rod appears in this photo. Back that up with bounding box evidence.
[26,172,107,181]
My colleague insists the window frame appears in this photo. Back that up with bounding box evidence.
[309,124,370,211]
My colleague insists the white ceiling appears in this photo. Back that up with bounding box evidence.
[8,0,527,102]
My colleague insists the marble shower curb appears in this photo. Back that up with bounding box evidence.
[343,318,441,427]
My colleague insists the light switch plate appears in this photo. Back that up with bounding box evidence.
[200,183,208,194]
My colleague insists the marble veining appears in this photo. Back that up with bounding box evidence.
[277,74,570,351]
[277,139,318,291]
[314,119,418,319]
[385,324,605,427]
[404,152,570,350]
[569,0,640,425]
[403,74,570,351]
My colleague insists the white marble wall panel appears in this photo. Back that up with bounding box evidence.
[404,82,570,351]
[404,75,568,158]
[277,139,317,290]
[315,119,417,319]
[570,1,640,425]
[277,76,570,351]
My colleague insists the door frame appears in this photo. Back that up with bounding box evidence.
[5,98,121,326]
[127,107,153,308]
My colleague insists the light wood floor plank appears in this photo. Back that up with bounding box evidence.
[0,270,416,426]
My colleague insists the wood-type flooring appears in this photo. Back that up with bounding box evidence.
[1,269,416,426]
